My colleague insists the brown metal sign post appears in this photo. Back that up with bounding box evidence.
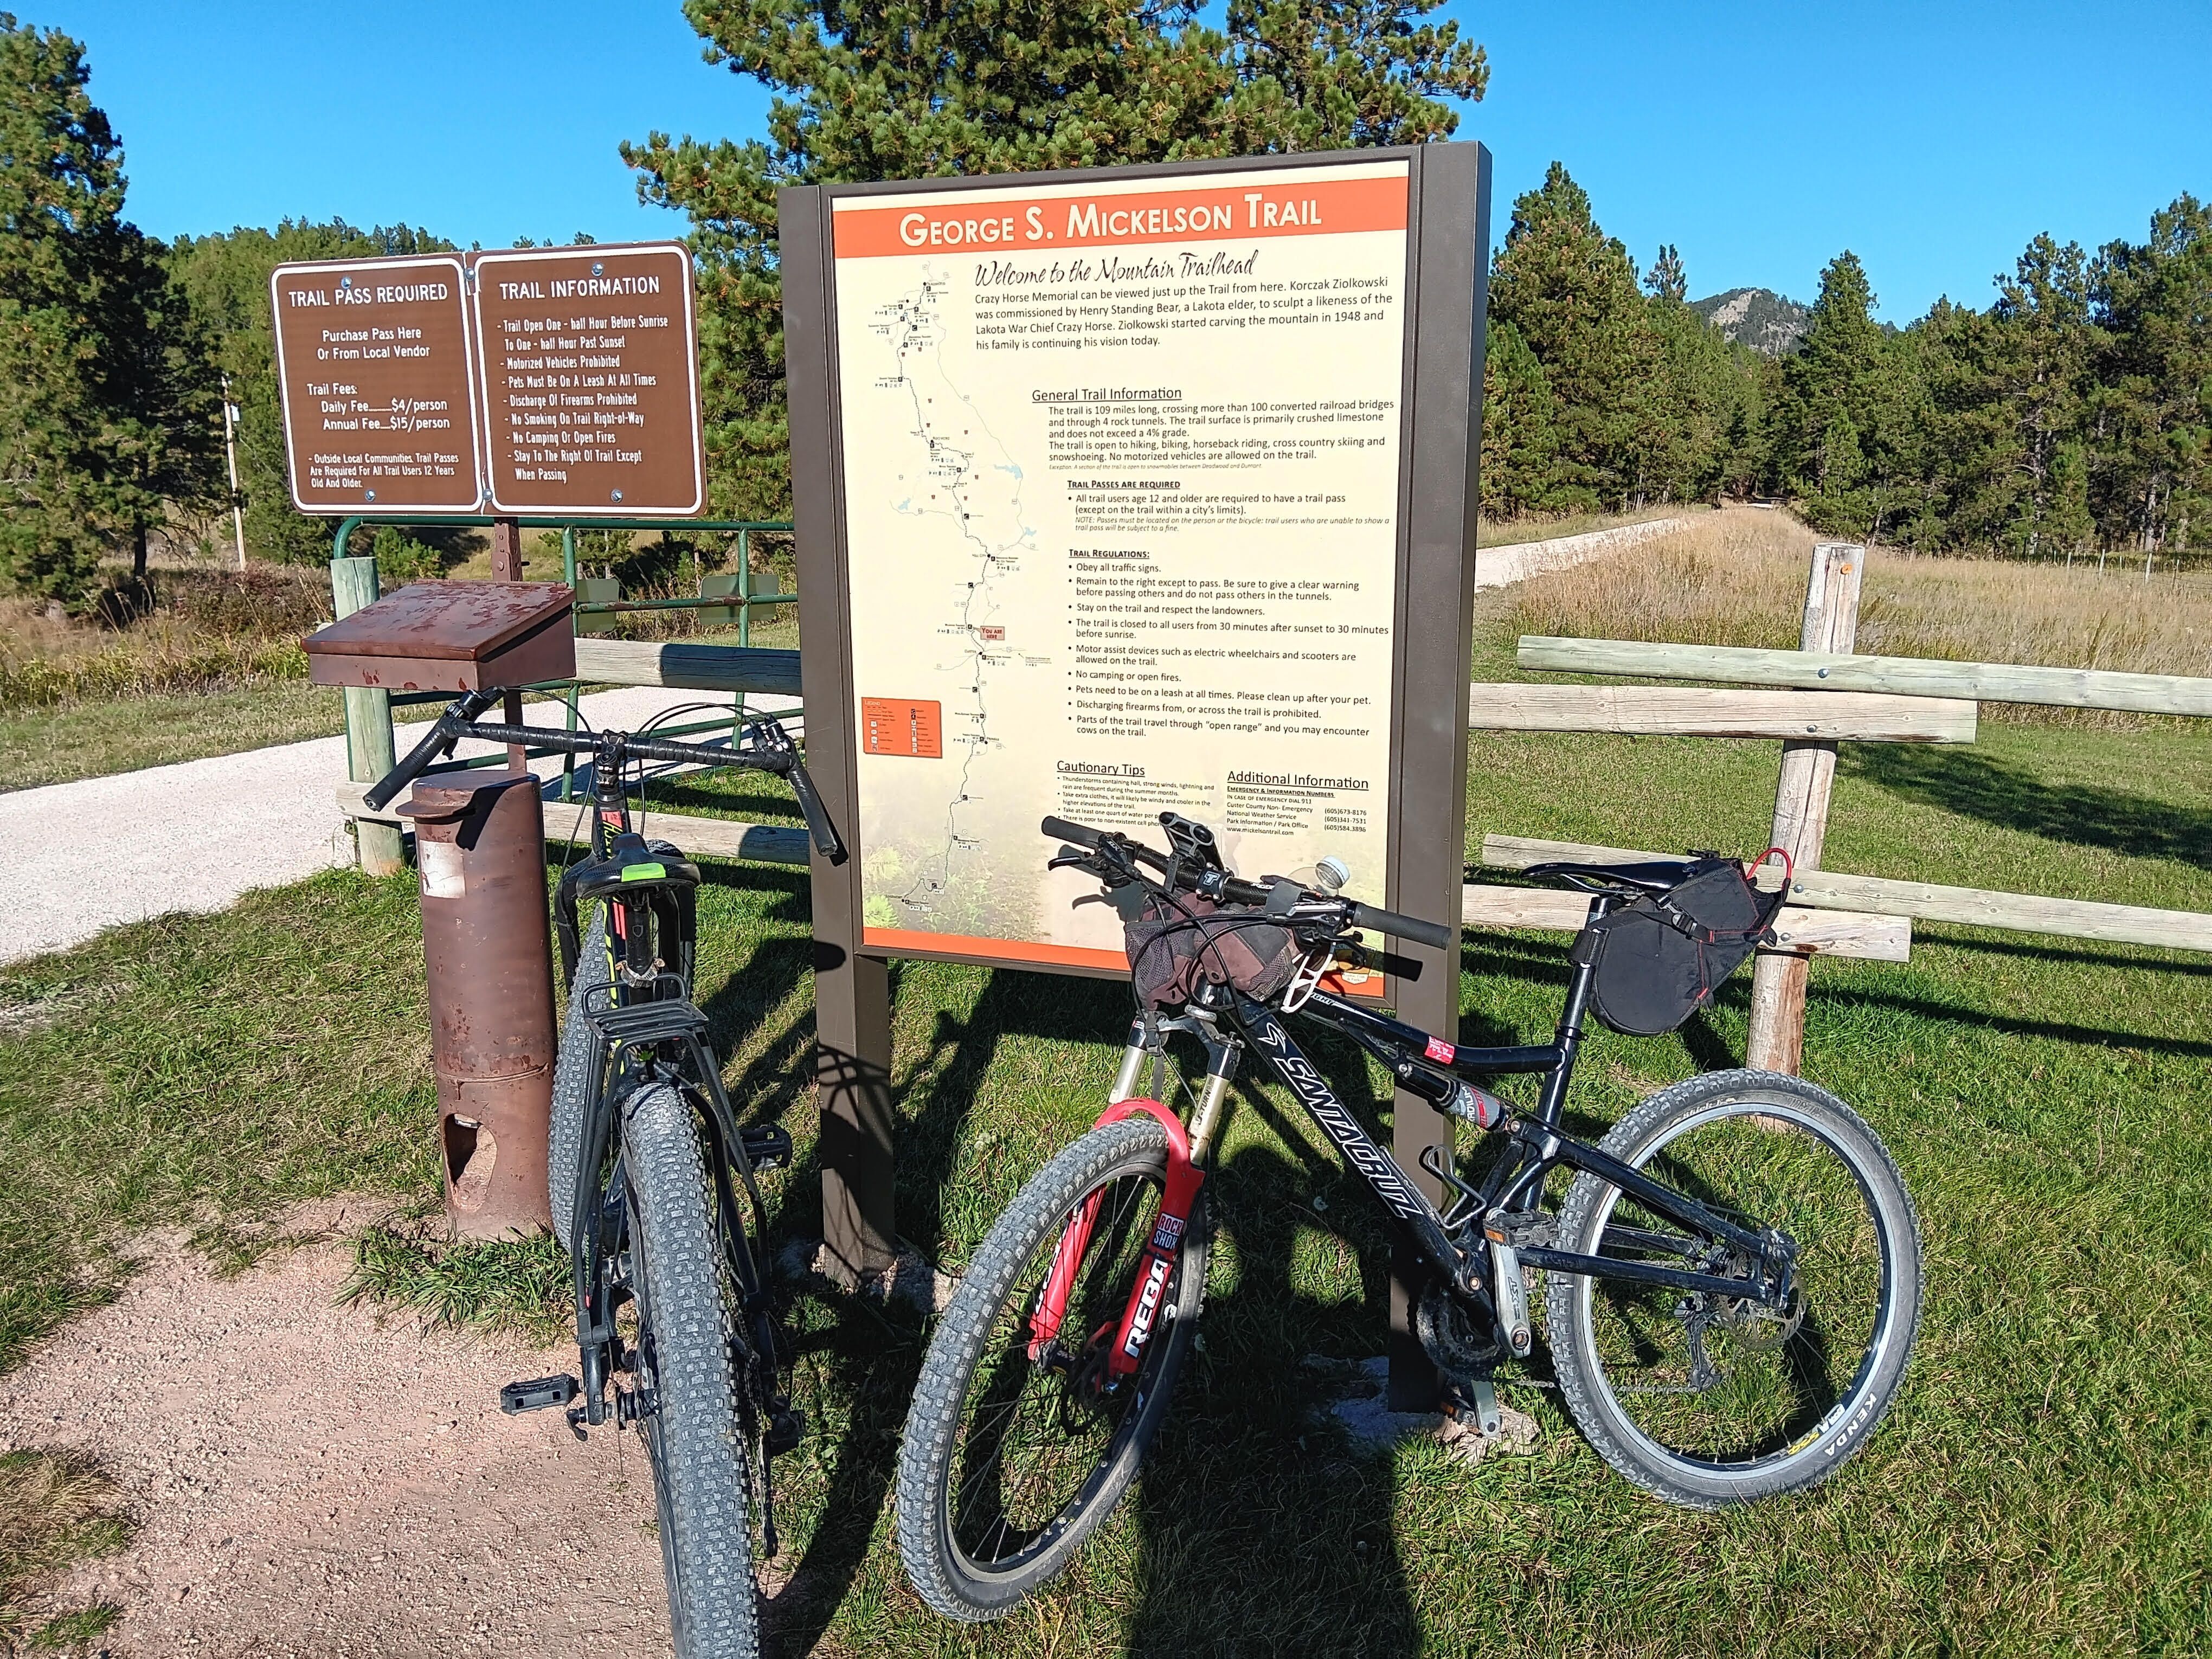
[469,242,706,517]
[780,145,1488,1406]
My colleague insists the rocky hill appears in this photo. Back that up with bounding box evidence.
[1691,288,1810,356]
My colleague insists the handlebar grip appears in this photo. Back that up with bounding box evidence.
[1348,901,1454,952]
[787,763,844,860]
[364,721,454,812]
[1041,815,1104,850]
[363,687,501,812]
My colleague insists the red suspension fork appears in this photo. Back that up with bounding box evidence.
[1025,1098,1204,1368]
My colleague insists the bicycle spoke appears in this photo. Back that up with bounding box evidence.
[1581,1111,1885,1467]
[946,1168,1165,1570]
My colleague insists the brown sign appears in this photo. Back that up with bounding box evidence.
[470,242,705,516]
[270,255,484,512]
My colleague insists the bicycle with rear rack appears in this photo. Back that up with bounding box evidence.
[365,686,844,1659]
[893,812,1922,1622]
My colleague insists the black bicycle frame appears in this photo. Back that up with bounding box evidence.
[1223,903,1797,1311]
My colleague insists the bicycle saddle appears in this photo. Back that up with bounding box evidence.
[1520,859,1688,894]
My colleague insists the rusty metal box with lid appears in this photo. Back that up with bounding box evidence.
[304,581,577,691]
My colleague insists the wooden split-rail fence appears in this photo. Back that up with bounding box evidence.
[340,538,2212,1076]
[1469,540,2212,1073]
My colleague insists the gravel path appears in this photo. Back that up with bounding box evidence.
[1474,516,1685,589]
[0,1201,673,1657]
[0,687,734,966]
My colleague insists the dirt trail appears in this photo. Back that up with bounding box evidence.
[0,1202,671,1657]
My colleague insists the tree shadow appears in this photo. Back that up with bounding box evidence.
[1126,1140,1419,1657]
[1846,745,2212,871]
[886,967,1138,1261]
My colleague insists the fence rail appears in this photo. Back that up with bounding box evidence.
[1517,636,2212,717]
[1480,835,2212,955]
[1467,684,1976,743]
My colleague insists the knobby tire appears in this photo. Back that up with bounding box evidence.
[895,1117,1207,1622]
[622,1081,762,1657]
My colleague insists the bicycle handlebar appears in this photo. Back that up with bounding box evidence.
[363,689,498,812]
[1041,815,1454,950]
[363,692,845,859]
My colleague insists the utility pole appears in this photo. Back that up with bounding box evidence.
[221,375,247,571]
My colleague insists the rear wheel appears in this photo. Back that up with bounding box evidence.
[622,1082,760,1657]
[895,1117,1207,1621]
[1546,1070,1922,1507]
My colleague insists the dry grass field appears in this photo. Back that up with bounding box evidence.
[1504,509,2212,722]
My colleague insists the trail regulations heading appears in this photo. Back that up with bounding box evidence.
[471,243,704,516]
[270,255,481,513]
[819,157,1416,973]
[269,241,704,518]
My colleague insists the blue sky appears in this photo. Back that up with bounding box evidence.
[37,0,2212,320]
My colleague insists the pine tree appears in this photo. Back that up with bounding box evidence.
[1643,243,1686,303]
[1479,319,1562,517]
[2089,195,2212,563]
[624,0,1487,516]
[1488,163,1656,510]
[1773,252,1926,541]
[0,16,221,603]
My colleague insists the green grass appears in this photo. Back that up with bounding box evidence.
[0,678,346,792]
[1,660,2209,1652]
[342,1206,575,1342]
[0,1453,127,1651]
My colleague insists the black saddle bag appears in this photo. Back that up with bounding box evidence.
[1572,854,1787,1037]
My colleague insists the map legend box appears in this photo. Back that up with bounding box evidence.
[862,698,943,758]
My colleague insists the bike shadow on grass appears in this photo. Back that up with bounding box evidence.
[748,963,1139,1655]
[1119,1128,1425,1657]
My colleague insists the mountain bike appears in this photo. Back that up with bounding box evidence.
[894,812,1922,1622]
[365,687,843,1659]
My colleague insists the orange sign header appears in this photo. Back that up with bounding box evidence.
[833,171,1408,260]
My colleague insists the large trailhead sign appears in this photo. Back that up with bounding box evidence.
[269,241,703,518]
[788,149,1488,978]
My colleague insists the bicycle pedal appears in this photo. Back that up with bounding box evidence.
[500,1374,581,1415]
[740,1123,794,1171]
[764,1400,805,1456]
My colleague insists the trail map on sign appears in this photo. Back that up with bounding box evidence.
[871,274,1045,935]
[832,160,1412,971]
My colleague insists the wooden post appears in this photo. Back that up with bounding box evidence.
[330,555,405,877]
[490,518,527,769]
[1747,543,1863,1074]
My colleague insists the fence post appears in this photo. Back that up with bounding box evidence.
[330,554,406,877]
[1746,542,1864,1073]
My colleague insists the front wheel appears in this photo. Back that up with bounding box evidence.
[622,1082,761,1657]
[1546,1069,1922,1507]
[549,903,610,1252]
[895,1116,1208,1622]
